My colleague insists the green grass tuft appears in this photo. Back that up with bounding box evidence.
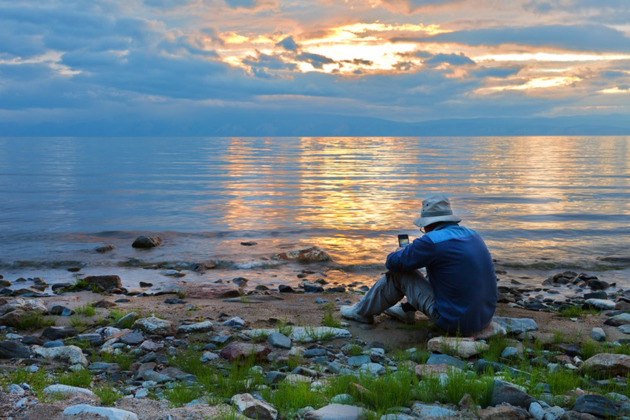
[57,369,93,388]
[94,384,123,406]
[322,310,342,328]
[74,303,96,317]
[164,382,203,407]
[9,312,56,331]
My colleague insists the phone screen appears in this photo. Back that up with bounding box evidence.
[398,234,410,247]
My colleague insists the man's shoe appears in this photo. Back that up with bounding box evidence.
[384,304,416,324]
[340,304,374,324]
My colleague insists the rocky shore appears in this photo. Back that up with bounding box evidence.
[1,243,630,419]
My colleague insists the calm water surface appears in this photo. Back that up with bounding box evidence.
[1,136,629,286]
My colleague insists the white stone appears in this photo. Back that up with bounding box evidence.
[132,316,174,336]
[427,337,489,358]
[285,374,312,384]
[411,403,457,418]
[201,351,219,363]
[492,317,538,334]
[305,404,371,420]
[245,327,351,343]
[63,404,139,420]
[585,299,616,310]
[529,401,545,420]
[360,363,386,376]
[44,384,96,398]
[231,393,278,420]
[590,327,606,342]
[32,345,88,367]
[177,321,214,334]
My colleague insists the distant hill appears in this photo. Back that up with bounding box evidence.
[2,113,629,136]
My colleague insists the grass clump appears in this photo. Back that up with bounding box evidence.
[69,315,90,333]
[108,309,137,328]
[164,382,203,407]
[100,351,134,371]
[74,303,96,317]
[304,326,335,342]
[9,312,56,331]
[57,369,93,388]
[556,306,600,318]
[262,381,327,415]
[94,384,123,406]
[416,369,493,407]
[481,335,511,362]
[322,310,342,328]
[0,367,53,395]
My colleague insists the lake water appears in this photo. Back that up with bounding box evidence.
[1,136,629,288]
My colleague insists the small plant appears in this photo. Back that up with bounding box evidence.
[69,315,89,333]
[108,309,136,328]
[57,369,93,388]
[322,310,342,328]
[68,278,89,291]
[481,335,511,362]
[546,367,581,396]
[1,367,53,395]
[75,303,96,317]
[262,380,327,414]
[276,318,293,337]
[556,306,600,318]
[164,382,202,407]
[176,289,186,299]
[10,312,56,331]
[304,326,335,341]
[94,383,122,406]
[100,350,134,371]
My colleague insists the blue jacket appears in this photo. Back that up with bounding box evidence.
[386,223,497,334]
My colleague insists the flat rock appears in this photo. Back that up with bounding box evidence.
[426,353,466,369]
[427,337,489,358]
[490,379,535,409]
[231,393,278,420]
[220,342,271,362]
[470,321,506,340]
[177,320,214,334]
[273,246,332,263]
[590,327,606,342]
[415,363,462,379]
[492,317,538,334]
[32,345,88,367]
[119,332,145,345]
[477,404,530,419]
[267,332,291,349]
[41,326,78,340]
[84,275,122,291]
[0,298,48,316]
[132,316,175,336]
[245,326,351,343]
[573,394,619,418]
[0,341,30,359]
[132,235,162,249]
[44,384,96,398]
[584,299,616,310]
[584,353,630,377]
[63,404,139,420]
[604,312,630,326]
[411,403,457,418]
[305,404,371,419]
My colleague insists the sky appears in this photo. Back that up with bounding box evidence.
[1,0,630,136]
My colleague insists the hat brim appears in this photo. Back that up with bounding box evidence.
[413,214,462,228]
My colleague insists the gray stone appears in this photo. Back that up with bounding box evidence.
[132,235,162,249]
[590,327,606,342]
[304,348,328,358]
[223,316,246,328]
[273,246,332,263]
[490,379,536,408]
[132,316,174,336]
[0,341,30,359]
[305,404,370,419]
[493,317,538,334]
[347,355,371,367]
[573,394,619,418]
[265,371,287,385]
[584,353,630,377]
[41,326,78,340]
[411,403,457,418]
[201,351,219,362]
[529,402,545,420]
[605,312,630,326]
[427,336,488,358]
[177,320,214,334]
[619,324,630,334]
[83,275,122,291]
[63,404,139,420]
[0,298,48,316]
[330,394,354,404]
[501,347,520,359]
[584,299,616,310]
[44,384,96,398]
[116,312,139,328]
[44,339,64,348]
[50,305,75,316]
[119,332,144,345]
[426,353,466,369]
[231,393,278,420]
[267,332,291,349]
[8,384,25,395]
[33,345,89,367]
[360,363,385,375]
[76,333,105,347]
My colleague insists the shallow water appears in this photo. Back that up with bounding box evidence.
[1,136,629,288]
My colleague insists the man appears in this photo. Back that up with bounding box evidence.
[340,194,497,335]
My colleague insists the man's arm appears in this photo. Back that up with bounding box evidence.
[385,236,436,272]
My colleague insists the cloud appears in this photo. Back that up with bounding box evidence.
[276,36,298,51]
[424,53,475,66]
[296,52,335,69]
[223,0,278,12]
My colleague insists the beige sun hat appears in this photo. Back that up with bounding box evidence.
[413,194,462,228]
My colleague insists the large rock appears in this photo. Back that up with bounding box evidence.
[83,275,122,292]
[63,404,138,420]
[427,337,489,358]
[132,316,175,336]
[583,353,630,377]
[489,380,536,409]
[604,313,630,326]
[492,317,538,334]
[477,404,530,419]
[220,342,271,362]
[44,384,96,398]
[32,345,89,367]
[411,403,457,418]
[573,395,619,418]
[132,235,162,249]
[0,341,30,359]
[0,298,48,316]
[273,246,332,263]
[41,326,78,340]
[415,363,462,379]
[177,320,214,334]
[245,326,351,343]
[231,393,278,420]
[305,404,371,419]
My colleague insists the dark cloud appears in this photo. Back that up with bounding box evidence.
[296,52,335,69]
[276,36,298,51]
[424,53,475,66]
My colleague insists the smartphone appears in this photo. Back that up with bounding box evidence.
[398,234,410,247]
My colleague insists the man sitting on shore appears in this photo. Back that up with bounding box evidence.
[341,194,497,335]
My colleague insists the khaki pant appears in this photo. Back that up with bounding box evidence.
[354,270,439,321]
